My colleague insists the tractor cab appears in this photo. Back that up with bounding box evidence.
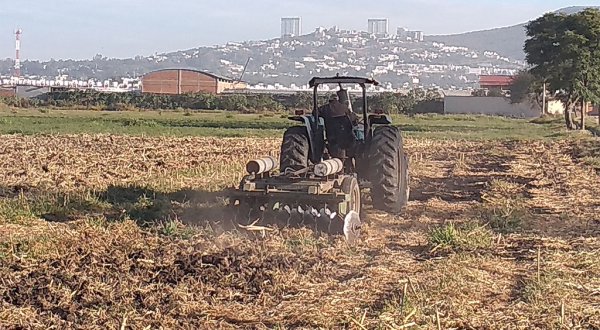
[289,76,392,174]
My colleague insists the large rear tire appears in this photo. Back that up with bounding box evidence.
[279,126,310,173]
[369,125,409,214]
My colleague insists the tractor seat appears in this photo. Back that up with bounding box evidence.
[322,112,355,156]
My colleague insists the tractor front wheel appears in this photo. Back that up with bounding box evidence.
[279,126,310,173]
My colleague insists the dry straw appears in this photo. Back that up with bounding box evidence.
[0,135,599,328]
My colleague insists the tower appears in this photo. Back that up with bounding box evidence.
[368,19,388,36]
[281,17,301,37]
[14,29,22,78]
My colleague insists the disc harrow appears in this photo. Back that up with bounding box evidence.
[231,199,346,234]
[228,156,361,237]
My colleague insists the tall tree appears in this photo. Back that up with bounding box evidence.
[524,8,600,129]
[509,70,544,113]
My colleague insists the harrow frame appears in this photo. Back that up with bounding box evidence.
[227,157,360,232]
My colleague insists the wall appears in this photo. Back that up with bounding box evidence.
[585,102,598,116]
[16,86,52,98]
[179,70,219,94]
[142,70,219,95]
[413,100,444,114]
[444,96,541,118]
[217,81,248,94]
[547,100,565,115]
[0,87,16,97]
[548,101,598,116]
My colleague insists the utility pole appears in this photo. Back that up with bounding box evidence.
[542,82,547,115]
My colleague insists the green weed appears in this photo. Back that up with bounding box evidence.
[155,218,197,239]
[480,200,527,233]
[479,180,529,233]
[428,221,493,251]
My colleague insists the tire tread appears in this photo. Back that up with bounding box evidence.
[280,126,310,172]
[369,125,409,213]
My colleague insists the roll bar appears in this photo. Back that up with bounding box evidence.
[310,75,378,144]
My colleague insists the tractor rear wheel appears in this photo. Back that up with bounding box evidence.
[369,125,409,214]
[279,126,310,173]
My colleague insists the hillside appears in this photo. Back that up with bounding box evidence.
[426,24,526,60]
[557,6,599,15]
[0,28,523,90]
[2,6,598,89]
[426,6,600,61]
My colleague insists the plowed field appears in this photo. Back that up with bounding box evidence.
[1,133,599,329]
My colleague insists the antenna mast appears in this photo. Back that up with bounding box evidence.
[14,29,22,78]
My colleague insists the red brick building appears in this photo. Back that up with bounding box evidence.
[0,86,16,97]
[479,75,515,91]
[141,69,246,95]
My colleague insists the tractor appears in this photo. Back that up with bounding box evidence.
[228,75,409,234]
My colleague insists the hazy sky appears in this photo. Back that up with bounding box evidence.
[0,0,597,61]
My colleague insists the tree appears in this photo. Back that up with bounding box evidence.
[510,71,536,103]
[524,8,600,129]
[288,92,313,111]
[368,92,399,114]
[398,88,441,114]
[509,70,546,114]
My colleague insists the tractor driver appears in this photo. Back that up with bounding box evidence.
[318,93,359,125]
[318,93,359,168]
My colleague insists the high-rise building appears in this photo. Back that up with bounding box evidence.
[410,30,424,42]
[397,27,409,38]
[281,17,301,37]
[368,18,388,36]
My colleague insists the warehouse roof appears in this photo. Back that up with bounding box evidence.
[143,69,240,83]
[479,75,515,87]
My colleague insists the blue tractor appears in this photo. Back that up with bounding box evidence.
[230,76,409,233]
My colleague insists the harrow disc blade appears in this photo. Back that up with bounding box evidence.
[343,211,362,244]
[230,197,346,235]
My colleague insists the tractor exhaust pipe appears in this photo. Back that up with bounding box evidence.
[314,158,344,177]
[246,156,277,175]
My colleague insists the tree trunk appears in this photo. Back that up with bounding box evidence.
[581,99,586,131]
[564,104,574,130]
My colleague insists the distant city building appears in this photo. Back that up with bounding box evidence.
[396,27,409,38]
[368,18,388,36]
[410,31,424,42]
[1,25,527,92]
[281,17,302,37]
